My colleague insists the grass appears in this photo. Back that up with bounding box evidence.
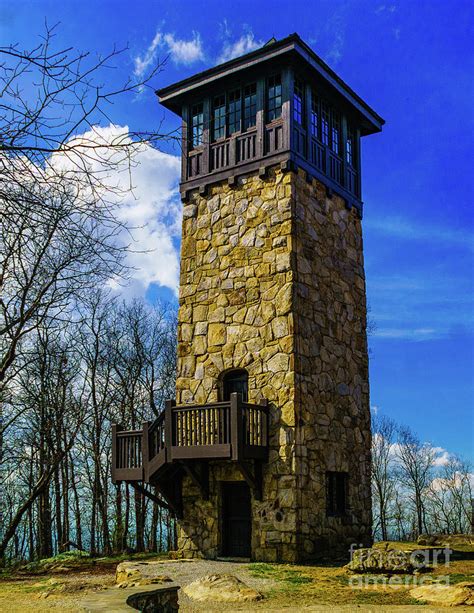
[0,541,472,610]
[248,562,313,587]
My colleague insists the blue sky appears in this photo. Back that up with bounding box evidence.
[2,0,473,459]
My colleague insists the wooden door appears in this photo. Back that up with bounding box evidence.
[221,482,251,557]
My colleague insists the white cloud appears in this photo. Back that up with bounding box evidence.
[371,405,379,414]
[432,446,451,467]
[50,124,182,298]
[162,32,204,65]
[374,327,438,341]
[218,32,263,63]
[365,215,474,252]
[134,31,163,77]
[134,30,204,76]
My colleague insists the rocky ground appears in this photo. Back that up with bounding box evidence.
[0,540,472,611]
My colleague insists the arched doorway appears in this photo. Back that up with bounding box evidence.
[221,369,248,402]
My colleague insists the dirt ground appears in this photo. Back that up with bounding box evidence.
[0,546,473,612]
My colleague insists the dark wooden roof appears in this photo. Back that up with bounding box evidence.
[156,33,385,136]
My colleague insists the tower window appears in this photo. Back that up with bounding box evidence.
[331,110,341,155]
[321,101,330,146]
[228,89,241,135]
[310,90,319,138]
[346,126,355,167]
[191,103,204,148]
[213,94,226,140]
[267,74,282,122]
[293,78,304,125]
[243,83,257,130]
[221,369,248,402]
[326,471,348,516]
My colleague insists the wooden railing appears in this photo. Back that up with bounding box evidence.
[111,394,269,483]
[111,426,143,482]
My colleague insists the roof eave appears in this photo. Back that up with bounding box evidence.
[156,33,384,135]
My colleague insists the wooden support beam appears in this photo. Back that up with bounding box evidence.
[181,462,209,500]
[237,461,263,501]
[129,482,172,513]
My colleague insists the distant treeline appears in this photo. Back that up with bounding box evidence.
[371,414,472,542]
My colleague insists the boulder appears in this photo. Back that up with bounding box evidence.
[115,561,172,588]
[410,582,474,607]
[345,547,423,574]
[417,534,439,546]
[183,574,263,602]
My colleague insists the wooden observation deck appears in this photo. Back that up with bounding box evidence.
[111,393,269,516]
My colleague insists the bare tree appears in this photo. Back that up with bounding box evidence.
[0,24,176,387]
[396,425,436,537]
[371,413,396,540]
[0,323,85,559]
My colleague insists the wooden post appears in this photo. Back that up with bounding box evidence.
[111,424,118,483]
[282,66,292,153]
[181,105,189,182]
[202,97,211,174]
[256,77,265,158]
[165,400,175,462]
[230,393,242,461]
[259,399,269,448]
[142,421,150,481]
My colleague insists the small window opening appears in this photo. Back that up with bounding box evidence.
[267,74,282,122]
[346,126,355,166]
[310,90,319,138]
[321,101,330,146]
[293,78,304,125]
[221,369,248,402]
[191,103,204,148]
[243,83,257,130]
[326,471,348,516]
[213,94,226,140]
[228,88,241,135]
[331,110,341,155]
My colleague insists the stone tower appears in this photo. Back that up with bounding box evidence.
[112,33,384,563]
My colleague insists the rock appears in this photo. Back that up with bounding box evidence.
[183,574,263,602]
[417,534,439,546]
[115,561,173,588]
[81,584,180,612]
[126,586,180,612]
[345,547,422,574]
[410,582,474,607]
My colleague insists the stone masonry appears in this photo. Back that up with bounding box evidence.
[175,166,372,562]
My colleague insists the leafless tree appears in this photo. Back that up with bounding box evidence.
[0,24,176,388]
[371,413,396,540]
[395,425,436,537]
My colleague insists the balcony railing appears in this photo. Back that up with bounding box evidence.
[112,393,269,484]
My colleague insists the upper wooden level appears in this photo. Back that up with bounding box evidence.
[157,33,384,214]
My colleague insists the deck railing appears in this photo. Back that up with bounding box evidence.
[111,394,269,483]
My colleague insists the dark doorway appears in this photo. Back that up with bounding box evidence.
[221,482,251,557]
[221,369,248,401]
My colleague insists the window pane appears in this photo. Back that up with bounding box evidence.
[310,90,319,138]
[191,103,204,147]
[244,83,257,130]
[267,74,282,122]
[293,78,304,125]
[228,89,241,135]
[321,101,330,146]
[213,94,226,140]
[346,126,355,166]
[331,110,341,155]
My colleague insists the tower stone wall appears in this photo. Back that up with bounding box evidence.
[175,166,372,561]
